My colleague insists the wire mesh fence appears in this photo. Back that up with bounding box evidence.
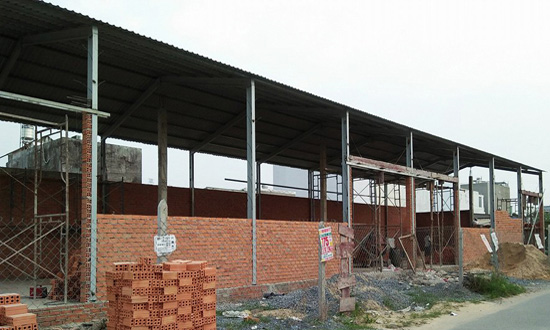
[0,217,81,309]
[416,226,456,267]
[352,224,404,269]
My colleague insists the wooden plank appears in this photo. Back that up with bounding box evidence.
[339,297,356,312]
[338,224,354,239]
[337,275,356,290]
[336,242,355,259]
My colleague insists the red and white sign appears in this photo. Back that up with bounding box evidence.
[319,227,334,262]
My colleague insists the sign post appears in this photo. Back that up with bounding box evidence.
[318,223,332,321]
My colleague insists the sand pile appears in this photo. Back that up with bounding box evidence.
[466,242,550,280]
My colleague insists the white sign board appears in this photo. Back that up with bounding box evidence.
[535,234,544,249]
[480,234,493,253]
[490,232,499,251]
[154,234,176,256]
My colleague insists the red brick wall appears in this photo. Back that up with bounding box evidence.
[96,214,340,300]
[462,210,522,265]
[35,301,107,327]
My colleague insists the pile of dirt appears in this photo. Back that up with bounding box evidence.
[466,242,550,280]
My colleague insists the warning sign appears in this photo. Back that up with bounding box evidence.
[154,234,177,256]
[319,227,334,262]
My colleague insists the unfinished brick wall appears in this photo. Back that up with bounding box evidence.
[96,215,340,301]
[462,210,522,265]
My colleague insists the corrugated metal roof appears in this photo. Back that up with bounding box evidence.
[0,0,542,179]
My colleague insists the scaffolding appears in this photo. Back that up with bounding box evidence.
[0,116,72,306]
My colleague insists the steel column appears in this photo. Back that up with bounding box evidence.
[489,158,498,268]
[189,152,195,216]
[517,167,523,242]
[246,80,257,285]
[100,137,107,214]
[341,112,350,225]
[539,172,545,255]
[453,148,462,282]
[88,26,99,302]
[406,132,416,268]
[158,108,168,204]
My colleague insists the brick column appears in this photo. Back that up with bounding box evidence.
[80,113,92,302]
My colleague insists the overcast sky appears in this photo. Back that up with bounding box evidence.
[1,0,548,203]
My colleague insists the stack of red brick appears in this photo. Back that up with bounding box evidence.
[106,257,216,330]
[0,294,38,330]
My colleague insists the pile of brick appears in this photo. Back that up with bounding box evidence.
[106,258,216,330]
[49,252,81,301]
[0,293,38,330]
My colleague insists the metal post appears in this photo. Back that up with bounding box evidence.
[539,172,545,254]
[318,146,327,321]
[458,228,463,285]
[406,131,416,268]
[189,152,195,216]
[64,116,69,303]
[469,173,474,226]
[158,108,168,204]
[308,169,314,221]
[489,158,498,269]
[320,145,327,223]
[257,163,262,219]
[453,148,461,266]
[246,80,257,285]
[341,112,350,225]
[88,26,99,302]
[429,181,434,267]
[517,167,523,241]
[341,111,351,274]
[101,137,107,214]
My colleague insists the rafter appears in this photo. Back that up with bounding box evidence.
[259,124,321,164]
[191,112,246,153]
[101,78,161,137]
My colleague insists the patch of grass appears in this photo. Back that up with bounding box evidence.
[337,303,377,329]
[382,296,396,310]
[467,272,526,299]
[407,289,438,308]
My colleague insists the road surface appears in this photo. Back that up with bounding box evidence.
[415,288,550,330]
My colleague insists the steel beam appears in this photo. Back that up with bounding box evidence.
[348,155,458,183]
[0,111,59,127]
[259,124,321,164]
[88,26,99,302]
[246,80,257,285]
[0,91,110,118]
[191,112,246,153]
[0,41,21,89]
[21,26,92,47]
[101,78,161,137]
[161,76,249,86]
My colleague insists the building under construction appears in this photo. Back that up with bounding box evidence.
[0,0,545,326]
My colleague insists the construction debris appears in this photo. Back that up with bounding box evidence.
[466,242,550,280]
[0,293,38,330]
[106,257,216,330]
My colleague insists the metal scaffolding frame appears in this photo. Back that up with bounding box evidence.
[0,116,71,304]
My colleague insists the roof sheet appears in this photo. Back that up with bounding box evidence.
[0,0,542,179]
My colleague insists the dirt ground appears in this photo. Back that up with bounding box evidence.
[467,242,550,280]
